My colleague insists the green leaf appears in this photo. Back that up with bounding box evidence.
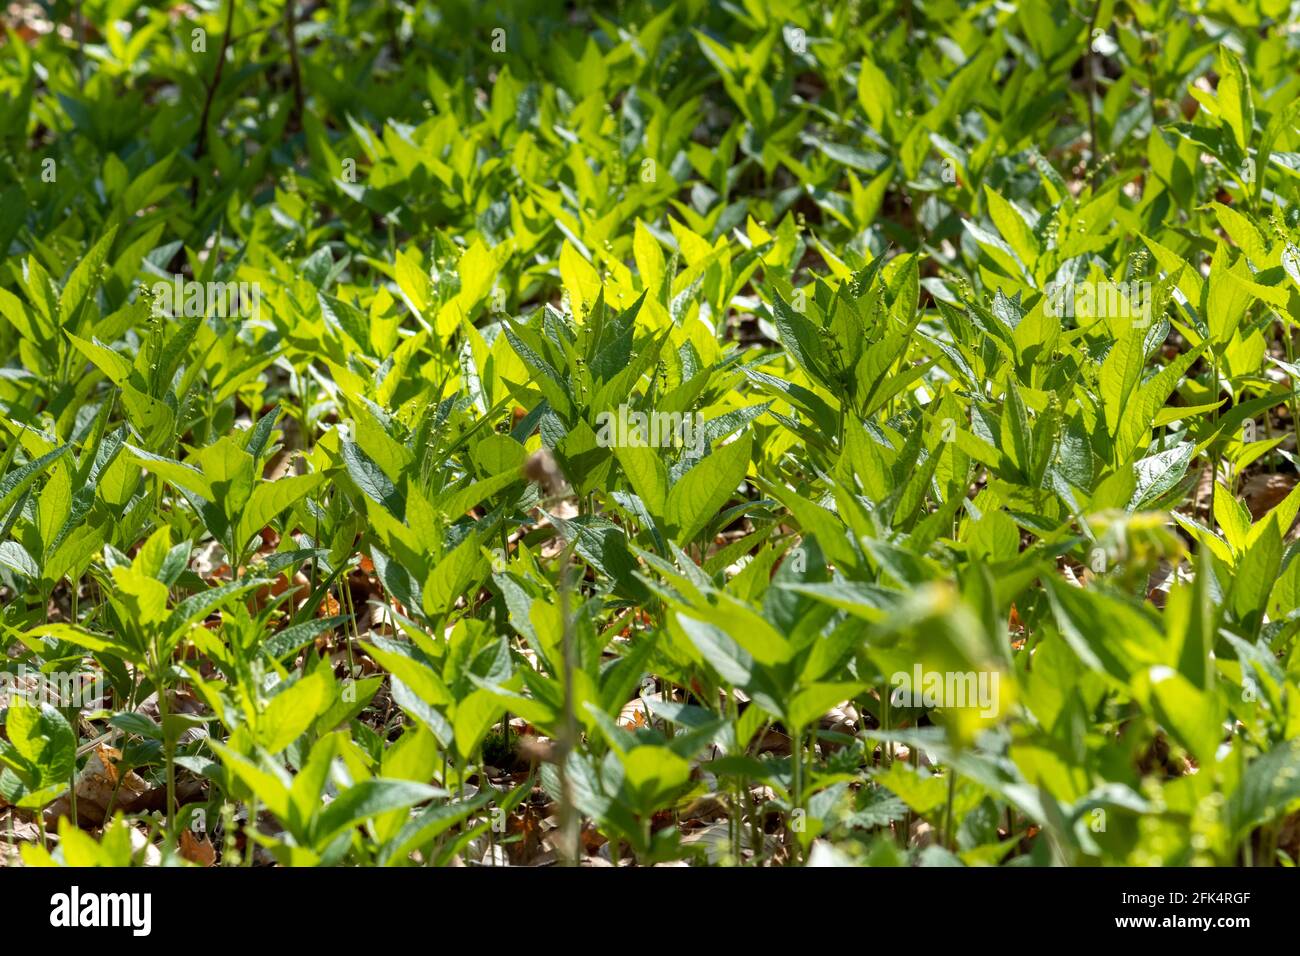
[1226,740,1300,843]
[313,778,442,846]
[1098,326,1144,439]
[258,667,335,754]
[1045,580,1164,683]
[361,636,453,709]
[787,681,867,732]
[1232,516,1281,630]
[209,743,292,821]
[619,745,691,815]
[681,593,792,667]
[771,290,830,386]
[236,472,328,555]
[1146,666,1222,766]
[983,187,1038,269]
[452,688,504,762]
[613,442,668,517]
[5,699,75,788]
[1213,483,1252,555]
[59,227,118,327]
[665,433,751,544]
[1216,47,1254,153]
[129,446,211,498]
[1000,382,1033,478]
[0,444,71,517]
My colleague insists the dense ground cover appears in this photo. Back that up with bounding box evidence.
[2,0,1300,867]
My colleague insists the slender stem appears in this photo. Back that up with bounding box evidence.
[244,796,259,866]
[1211,350,1224,520]
[881,687,892,766]
[944,769,957,851]
[284,0,304,127]
[67,709,79,828]
[150,627,177,842]
[1085,1,1101,162]
[190,0,238,206]
[555,536,581,866]
[790,726,803,862]
[1257,821,1276,867]
[157,668,177,841]
[1285,323,1300,462]
[339,571,358,675]
[102,771,126,824]
[76,0,86,87]
[730,691,740,865]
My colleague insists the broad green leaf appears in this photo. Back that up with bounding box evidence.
[665,433,751,543]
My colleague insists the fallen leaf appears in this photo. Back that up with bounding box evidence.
[180,828,217,866]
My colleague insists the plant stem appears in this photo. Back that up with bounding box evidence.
[152,632,178,841]
[944,768,957,851]
[245,795,259,866]
[191,0,238,206]
[1085,1,1101,162]
[790,726,803,863]
[284,0,304,127]
[555,536,581,866]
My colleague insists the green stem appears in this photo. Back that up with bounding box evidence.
[1085,0,1101,163]
[728,690,741,865]
[1212,350,1225,507]
[244,795,259,866]
[555,536,581,866]
[67,710,79,828]
[1285,323,1300,461]
[790,726,803,863]
[153,637,177,842]
[191,0,238,206]
[944,768,957,851]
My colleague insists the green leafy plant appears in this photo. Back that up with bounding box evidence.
[2,0,1300,870]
